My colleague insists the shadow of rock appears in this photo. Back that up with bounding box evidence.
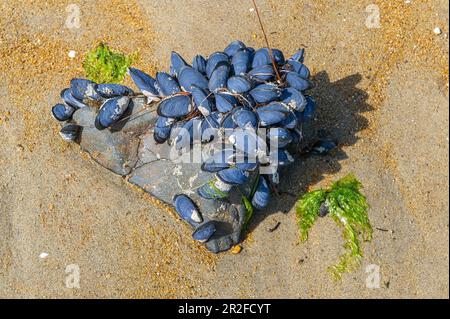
[247,71,373,233]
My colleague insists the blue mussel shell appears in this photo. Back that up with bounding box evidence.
[217,167,249,186]
[70,78,102,101]
[192,221,216,243]
[227,76,252,94]
[178,66,209,93]
[96,84,134,98]
[170,51,189,77]
[157,95,192,119]
[192,55,207,75]
[232,49,253,75]
[95,96,131,130]
[173,194,203,226]
[128,68,159,97]
[52,103,75,121]
[156,72,181,96]
[251,176,271,210]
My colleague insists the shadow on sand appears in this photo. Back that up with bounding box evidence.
[247,71,373,233]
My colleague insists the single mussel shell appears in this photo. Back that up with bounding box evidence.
[198,180,230,200]
[252,48,285,68]
[192,221,217,243]
[155,72,181,96]
[70,78,102,101]
[192,54,207,75]
[224,40,246,57]
[128,67,159,97]
[249,83,282,104]
[310,139,338,156]
[267,127,293,148]
[208,61,230,92]
[286,72,311,91]
[289,48,305,63]
[257,110,289,127]
[157,95,192,119]
[191,85,213,116]
[285,60,310,79]
[61,88,88,109]
[216,167,249,186]
[232,107,258,130]
[173,194,203,226]
[214,92,237,113]
[248,65,275,82]
[154,125,172,144]
[178,66,209,93]
[281,87,306,112]
[96,84,134,98]
[206,52,229,78]
[59,124,81,142]
[95,96,131,130]
[51,103,75,122]
[231,49,252,75]
[170,51,189,77]
[251,176,271,210]
[154,116,175,144]
[227,75,252,94]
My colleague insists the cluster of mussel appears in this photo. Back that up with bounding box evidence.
[51,40,335,246]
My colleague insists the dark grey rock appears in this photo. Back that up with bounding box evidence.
[73,97,155,176]
[70,96,257,253]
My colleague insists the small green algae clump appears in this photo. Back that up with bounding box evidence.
[83,43,135,84]
[296,174,373,280]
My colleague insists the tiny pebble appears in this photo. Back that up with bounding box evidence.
[39,252,49,259]
[68,50,76,58]
[434,27,442,35]
[231,245,242,254]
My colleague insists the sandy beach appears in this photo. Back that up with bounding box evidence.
[0,0,448,298]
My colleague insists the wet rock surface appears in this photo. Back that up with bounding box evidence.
[71,97,260,253]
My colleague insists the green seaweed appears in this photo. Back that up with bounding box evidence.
[295,174,372,279]
[205,180,229,200]
[241,195,254,230]
[83,43,135,83]
[296,189,327,242]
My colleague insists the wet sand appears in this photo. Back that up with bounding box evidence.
[0,0,448,298]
